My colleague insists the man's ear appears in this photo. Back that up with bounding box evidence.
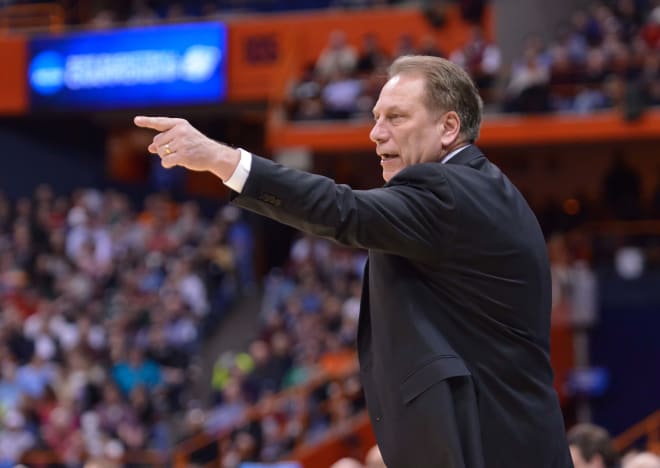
[439,111,461,147]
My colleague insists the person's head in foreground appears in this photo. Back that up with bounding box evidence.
[624,452,660,468]
[364,444,386,468]
[568,423,620,468]
[330,457,364,468]
[370,55,483,182]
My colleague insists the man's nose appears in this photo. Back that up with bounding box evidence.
[370,120,387,143]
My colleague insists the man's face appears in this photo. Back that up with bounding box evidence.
[370,73,445,182]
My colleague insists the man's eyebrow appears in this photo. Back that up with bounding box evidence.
[373,106,405,116]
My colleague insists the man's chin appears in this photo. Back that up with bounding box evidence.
[382,168,401,182]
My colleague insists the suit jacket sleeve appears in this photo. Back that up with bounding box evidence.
[230,155,456,263]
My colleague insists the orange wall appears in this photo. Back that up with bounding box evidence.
[0,36,28,114]
[227,5,490,101]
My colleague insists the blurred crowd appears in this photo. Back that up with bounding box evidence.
[0,184,370,466]
[567,423,660,468]
[284,27,497,120]
[177,236,368,466]
[286,0,660,119]
[502,0,659,114]
[0,186,252,466]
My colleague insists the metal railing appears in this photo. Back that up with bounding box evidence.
[614,410,660,454]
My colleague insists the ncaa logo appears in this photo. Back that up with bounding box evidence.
[29,51,65,95]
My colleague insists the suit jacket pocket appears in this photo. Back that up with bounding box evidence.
[400,356,471,405]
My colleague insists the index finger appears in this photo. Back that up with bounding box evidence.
[134,116,180,132]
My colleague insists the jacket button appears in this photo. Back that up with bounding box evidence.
[376,417,381,422]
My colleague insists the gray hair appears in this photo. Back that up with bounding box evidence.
[389,55,483,143]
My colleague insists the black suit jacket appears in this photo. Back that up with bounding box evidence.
[231,145,573,468]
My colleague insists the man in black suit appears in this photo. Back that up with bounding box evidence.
[135,55,573,467]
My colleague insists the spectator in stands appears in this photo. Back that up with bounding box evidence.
[126,0,159,26]
[242,339,287,402]
[355,33,389,77]
[88,8,116,29]
[111,346,162,397]
[331,458,364,468]
[136,54,573,467]
[417,34,446,58]
[364,444,385,468]
[178,406,219,464]
[15,339,58,399]
[164,2,191,22]
[322,69,364,119]
[624,453,660,468]
[449,26,501,102]
[96,382,137,438]
[567,423,620,468]
[235,430,261,465]
[573,48,612,113]
[557,18,589,64]
[504,45,551,113]
[393,33,416,58]
[0,182,251,464]
[641,3,660,48]
[286,64,325,121]
[548,43,582,111]
[315,30,358,81]
[0,410,35,468]
[145,324,188,411]
[221,205,256,293]
[0,356,22,412]
[41,399,84,464]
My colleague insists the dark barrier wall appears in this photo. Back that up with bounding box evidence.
[0,119,105,198]
[591,268,660,436]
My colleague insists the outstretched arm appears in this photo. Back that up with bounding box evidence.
[232,155,456,263]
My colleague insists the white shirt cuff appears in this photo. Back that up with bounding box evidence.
[224,148,252,193]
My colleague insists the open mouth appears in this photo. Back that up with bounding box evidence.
[379,153,399,159]
[379,154,400,164]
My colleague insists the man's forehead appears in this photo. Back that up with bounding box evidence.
[382,73,425,96]
[373,74,424,111]
[385,74,401,89]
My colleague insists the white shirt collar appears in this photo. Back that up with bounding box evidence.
[440,145,470,164]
